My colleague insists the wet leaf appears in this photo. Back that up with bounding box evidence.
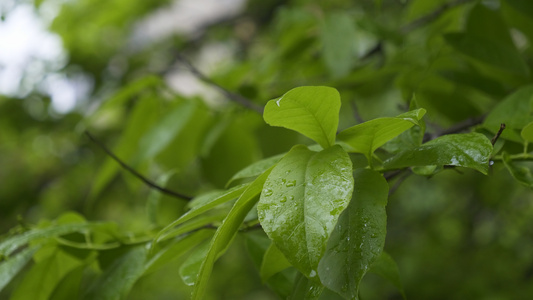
[191,168,273,300]
[0,245,40,292]
[154,184,249,243]
[337,109,426,161]
[257,144,354,278]
[318,169,388,300]
[263,86,341,149]
[383,133,493,174]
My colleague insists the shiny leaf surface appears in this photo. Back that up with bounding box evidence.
[318,169,388,299]
[263,86,341,149]
[383,133,493,174]
[257,145,354,277]
[337,109,426,161]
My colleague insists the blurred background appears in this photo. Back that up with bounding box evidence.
[1,0,533,299]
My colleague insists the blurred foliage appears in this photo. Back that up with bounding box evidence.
[2,0,533,299]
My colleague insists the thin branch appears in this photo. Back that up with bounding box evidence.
[84,131,193,201]
[350,100,365,124]
[491,123,506,146]
[388,170,412,196]
[175,53,264,114]
[424,114,486,142]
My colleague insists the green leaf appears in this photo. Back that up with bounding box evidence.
[11,246,83,300]
[0,245,40,292]
[444,32,529,78]
[369,252,406,299]
[263,86,341,149]
[521,121,533,143]
[48,264,86,300]
[318,169,388,300]
[145,230,213,275]
[191,167,273,300]
[154,183,248,243]
[483,85,533,143]
[502,152,533,187]
[321,12,356,77]
[257,144,354,278]
[135,100,196,162]
[227,153,284,187]
[289,272,325,300]
[83,246,147,300]
[337,109,426,161]
[383,133,493,174]
[260,242,292,282]
[179,240,211,286]
[466,3,514,46]
[0,223,100,257]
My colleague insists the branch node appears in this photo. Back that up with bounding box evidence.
[491,123,506,146]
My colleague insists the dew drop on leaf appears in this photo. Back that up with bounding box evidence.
[280,196,287,203]
[264,189,273,196]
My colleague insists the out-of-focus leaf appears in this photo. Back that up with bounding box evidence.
[521,121,533,143]
[154,184,249,243]
[504,0,533,17]
[0,223,102,257]
[0,245,39,292]
[263,86,341,149]
[48,264,86,300]
[260,242,292,282]
[321,12,356,77]
[369,252,406,299]
[337,109,426,161]
[83,246,147,300]
[483,85,533,143]
[146,171,175,226]
[191,168,273,300]
[257,145,353,278]
[227,153,284,187]
[444,33,529,78]
[135,100,196,162]
[89,93,161,200]
[318,169,388,300]
[10,247,82,300]
[466,3,514,46]
[502,152,533,187]
[383,133,493,174]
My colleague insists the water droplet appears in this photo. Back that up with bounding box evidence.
[281,178,286,185]
[289,195,294,201]
[286,180,296,187]
[264,189,273,196]
[280,196,287,203]
[285,170,291,174]
[309,270,317,278]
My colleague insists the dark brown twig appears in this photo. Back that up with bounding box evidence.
[85,131,193,201]
[350,101,365,124]
[491,123,506,146]
[175,53,264,114]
